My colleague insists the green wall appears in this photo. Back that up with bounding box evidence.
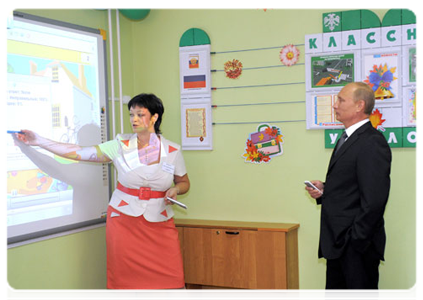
[7,9,416,290]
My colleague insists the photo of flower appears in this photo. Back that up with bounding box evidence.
[279,44,300,67]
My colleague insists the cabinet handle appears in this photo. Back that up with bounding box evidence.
[225,231,240,235]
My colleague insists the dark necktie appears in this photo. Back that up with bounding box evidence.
[334,131,348,155]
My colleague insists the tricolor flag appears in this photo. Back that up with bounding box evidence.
[184,75,206,89]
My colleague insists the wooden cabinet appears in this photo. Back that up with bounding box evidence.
[175,219,299,289]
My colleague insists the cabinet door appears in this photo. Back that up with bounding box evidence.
[182,227,288,289]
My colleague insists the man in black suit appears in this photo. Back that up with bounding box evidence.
[306,82,392,289]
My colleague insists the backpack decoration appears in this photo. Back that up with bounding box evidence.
[242,124,284,164]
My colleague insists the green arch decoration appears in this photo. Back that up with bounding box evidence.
[322,10,381,32]
[322,9,417,31]
[382,9,402,27]
[342,10,361,31]
[402,9,417,25]
[179,28,210,47]
[382,9,416,27]
[360,9,381,29]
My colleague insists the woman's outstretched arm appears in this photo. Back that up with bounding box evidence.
[16,130,111,163]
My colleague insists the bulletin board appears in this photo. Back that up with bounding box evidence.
[304,9,416,149]
[179,31,213,150]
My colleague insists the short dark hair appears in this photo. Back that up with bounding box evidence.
[127,93,164,134]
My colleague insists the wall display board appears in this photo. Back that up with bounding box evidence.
[6,12,110,244]
[305,9,416,148]
[179,29,213,150]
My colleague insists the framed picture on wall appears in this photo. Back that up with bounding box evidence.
[305,51,359,91]
[180,99,213,150]
[362,47,402,107]
[179,44,211,98]
[403,86,416,127]
[402,45,416,86]
[306,91,344,129]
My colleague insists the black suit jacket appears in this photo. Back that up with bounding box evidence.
[317,121,391,260]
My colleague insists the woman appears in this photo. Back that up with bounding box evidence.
[16,93,190,289]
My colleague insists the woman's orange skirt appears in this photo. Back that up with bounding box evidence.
[106,206,185,289]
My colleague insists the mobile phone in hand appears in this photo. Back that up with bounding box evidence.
[304,181,323,194]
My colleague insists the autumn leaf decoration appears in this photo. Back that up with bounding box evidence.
[369,108,386,132]
[263,127,283,145]
[243,126,284,163]
[244,139,269,163]
[224,59,243,79]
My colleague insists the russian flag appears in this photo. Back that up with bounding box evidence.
[184,75,206,89]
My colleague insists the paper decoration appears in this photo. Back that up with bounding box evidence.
[306,92,343,129]
[403,86,416,126]
[242,124,284,164]
[407,47,416,83]
[179,33,213,150]
[179,44,211,97]
[186,108,207,138]
[307,52,357,89]
[180,99,213,150]
[305,10,416,132]
[189,54,199,69]
[369,108,386,131]
[365,63,397,100]
[362,47,401,105]
[224,59,243,79]
[324,13,341,32]
[183,75,206,89]
[403,45,416,85]
[279,44,300,66]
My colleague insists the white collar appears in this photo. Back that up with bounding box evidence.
[345,119,369,139]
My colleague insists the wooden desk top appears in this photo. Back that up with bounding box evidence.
[174,219,299,232]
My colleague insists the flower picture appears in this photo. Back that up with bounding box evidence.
[224,59,243,79]
[279,44,300,67]
[364,63,397,100]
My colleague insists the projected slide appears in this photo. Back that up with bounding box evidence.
[7,15,107,235]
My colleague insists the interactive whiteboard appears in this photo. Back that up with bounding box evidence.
[7,12,110,244]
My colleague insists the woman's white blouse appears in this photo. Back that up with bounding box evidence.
[98,133,187,222]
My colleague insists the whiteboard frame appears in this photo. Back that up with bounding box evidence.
[7,11,111,245]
